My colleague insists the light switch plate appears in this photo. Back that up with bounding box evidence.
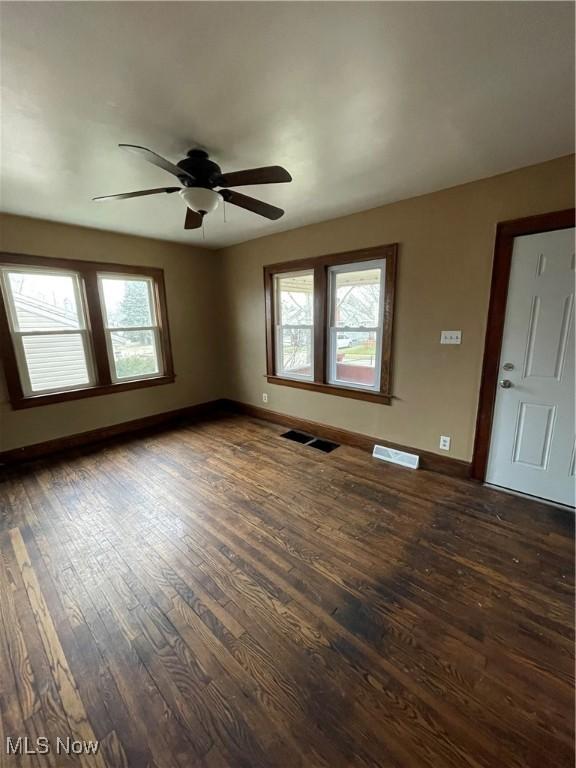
[262,393,269,403]
[440,330,462,345]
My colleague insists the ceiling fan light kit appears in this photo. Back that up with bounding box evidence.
[179,187,221,215]
[93,144,292,232]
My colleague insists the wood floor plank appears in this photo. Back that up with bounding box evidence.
[99,438,564,760]
[8,528,107,768]
[76,450,528,768]
[82,428,576,764]
[0,414,573,768]
[0,535,38,723]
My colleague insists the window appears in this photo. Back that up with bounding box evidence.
[0,254,174,409]
[264,244,397,404]
[99,275,162,382]
[1,268,94,396]
[327,262,384,391]
[274,270,314,380]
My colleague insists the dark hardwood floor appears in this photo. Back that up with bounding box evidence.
[0,414,573,767]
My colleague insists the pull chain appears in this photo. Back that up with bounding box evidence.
[202,217,206,241]
[223,201,227,224]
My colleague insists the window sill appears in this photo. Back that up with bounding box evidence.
[266,375,392,405]
[10,374,175,410]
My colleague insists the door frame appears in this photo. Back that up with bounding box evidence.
[470,208,575,482]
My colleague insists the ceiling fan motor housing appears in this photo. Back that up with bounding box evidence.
[177,149,222,188]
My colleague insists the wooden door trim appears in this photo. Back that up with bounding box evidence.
[470,208,575,481]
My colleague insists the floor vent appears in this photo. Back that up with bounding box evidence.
[281,431,340,453]
[372,444,420,469]
[281,430,314,444]
[308,438,339,453]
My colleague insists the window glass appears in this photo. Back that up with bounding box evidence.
[109,329,159,380]
[8,271,82,331]
[99,274,162,381]
[328,262,384,391]
[279,327,313,378]
[22,333,91,391]
[333,330,378,388]
[100,277,154,328]
[274,271,314,380]
[334,268,381,328]
[277,272,314,326]
[1,268,93,395]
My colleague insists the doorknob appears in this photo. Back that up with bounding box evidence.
[499,379,513,389]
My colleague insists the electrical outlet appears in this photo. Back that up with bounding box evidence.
[440,330,462,345]
[439,435,451,451]
[262,393,269,404]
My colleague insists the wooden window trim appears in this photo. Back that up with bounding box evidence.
[0,252,175,410]
[264,243,398,405]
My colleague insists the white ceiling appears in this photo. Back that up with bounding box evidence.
[1,2,574,249]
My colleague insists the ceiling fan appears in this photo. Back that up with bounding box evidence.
[93,145,292,229]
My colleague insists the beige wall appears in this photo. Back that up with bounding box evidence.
[0,214,223,451]
[1,156,573,459]
[218,155,575,462]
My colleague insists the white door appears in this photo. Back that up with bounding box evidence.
[486,227,575,507]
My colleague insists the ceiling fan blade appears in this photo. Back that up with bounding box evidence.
[93,187,180,202]
[216,165,292,188]
[184,208,203,229]
[119,144,195,181]
[220,189,284,220]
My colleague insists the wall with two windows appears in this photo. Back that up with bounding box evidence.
[0,214,224,452]
[1,155,573,459]
[218,154,575,461]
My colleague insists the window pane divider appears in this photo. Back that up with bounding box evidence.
[313,263,327,384]
[83,269,112,386]
[14,329,87,337]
